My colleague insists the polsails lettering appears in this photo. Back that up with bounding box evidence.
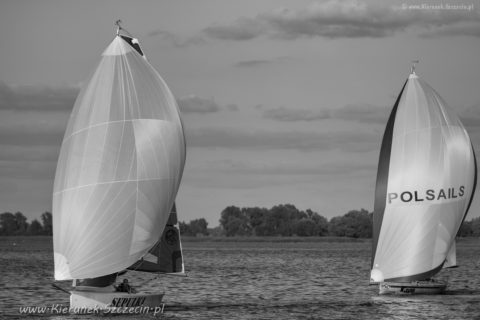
[388,186,465,204]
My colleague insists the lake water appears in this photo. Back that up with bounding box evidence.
[1,237,480,319]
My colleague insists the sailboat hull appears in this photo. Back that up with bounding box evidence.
[70,290,164,314]
[379,281,446,295]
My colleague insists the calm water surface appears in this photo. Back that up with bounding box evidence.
[1,237,480,319]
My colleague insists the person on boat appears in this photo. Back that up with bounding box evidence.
[115,279,136,293]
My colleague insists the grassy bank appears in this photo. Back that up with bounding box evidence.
[180,235,370,243]
[2,235,479,245]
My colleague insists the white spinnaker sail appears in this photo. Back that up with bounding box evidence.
[371,72,476,283]
[53,36,186,280]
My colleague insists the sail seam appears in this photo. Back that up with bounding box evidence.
[388,124,467,139]
[53,178,173,195]
[62,119,171,143]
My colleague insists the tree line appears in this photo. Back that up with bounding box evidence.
[0,212,52,236]
[217,205,371,237]
[3,206,480,238]
[180,204,480,238]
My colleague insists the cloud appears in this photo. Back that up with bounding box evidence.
[0,83,72,211]
[0,83,71,148]
[460,103,480,129]
[460,104,480,154]
[234,56,291,68]
[177,95,221,113]
[263,106,331,122]
[262,103,389,123]
[186,127,379,152]
[333,103,390,124]
[147,29,206,47]
[0,124,65,146]
[202,0,480,41]
[225,104,239,112]
[203,157,375,177]
[0,82,77,111]
[203,17,265,40]
[177,95,239,113]
[421,22,480,38]
[234,59,273,68]
[0,160,56,180]
[0,145,60,162]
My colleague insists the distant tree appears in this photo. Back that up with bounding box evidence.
[179,219,209,236]
[306,209,329,236]
[268,204,304,236]
[328,209,372,238]
[0,212,32,235]
[294,218,316,236]
[41,212,52,235]
[470,217,480,237]
[189,218,209,236]
[0,212,17,235]
[14,212,29,235]
[244,207,268,236]
[27,219,43,235]
[207,226,224,237]
[219,206,250,236]
[179,221,192,236]
[458,220,473,237]
[218,204,329,237]
[328,216,347,237]
[225,217,248,236]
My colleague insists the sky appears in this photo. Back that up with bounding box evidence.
[0,0,480,226]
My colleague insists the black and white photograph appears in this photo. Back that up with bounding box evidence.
[1,0,480,318]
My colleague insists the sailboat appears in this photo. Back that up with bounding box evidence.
[52,21,186,312]
[370,63,477,294]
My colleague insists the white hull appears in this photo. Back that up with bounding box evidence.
[379,281,446,295]
[70,290,164,314]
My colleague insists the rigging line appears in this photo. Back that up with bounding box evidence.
[51,283,70,295]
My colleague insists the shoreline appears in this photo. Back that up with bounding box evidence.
[2,235,479,244]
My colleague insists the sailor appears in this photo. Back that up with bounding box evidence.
[115,279,136,293]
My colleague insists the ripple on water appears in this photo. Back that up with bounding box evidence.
[1,238,480,319]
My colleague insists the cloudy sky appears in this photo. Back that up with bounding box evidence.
[1,0,480,226]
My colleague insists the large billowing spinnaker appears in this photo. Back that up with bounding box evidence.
[371,71,477,284]
[53,35,185,281]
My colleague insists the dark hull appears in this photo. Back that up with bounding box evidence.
[379,281,446,295]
